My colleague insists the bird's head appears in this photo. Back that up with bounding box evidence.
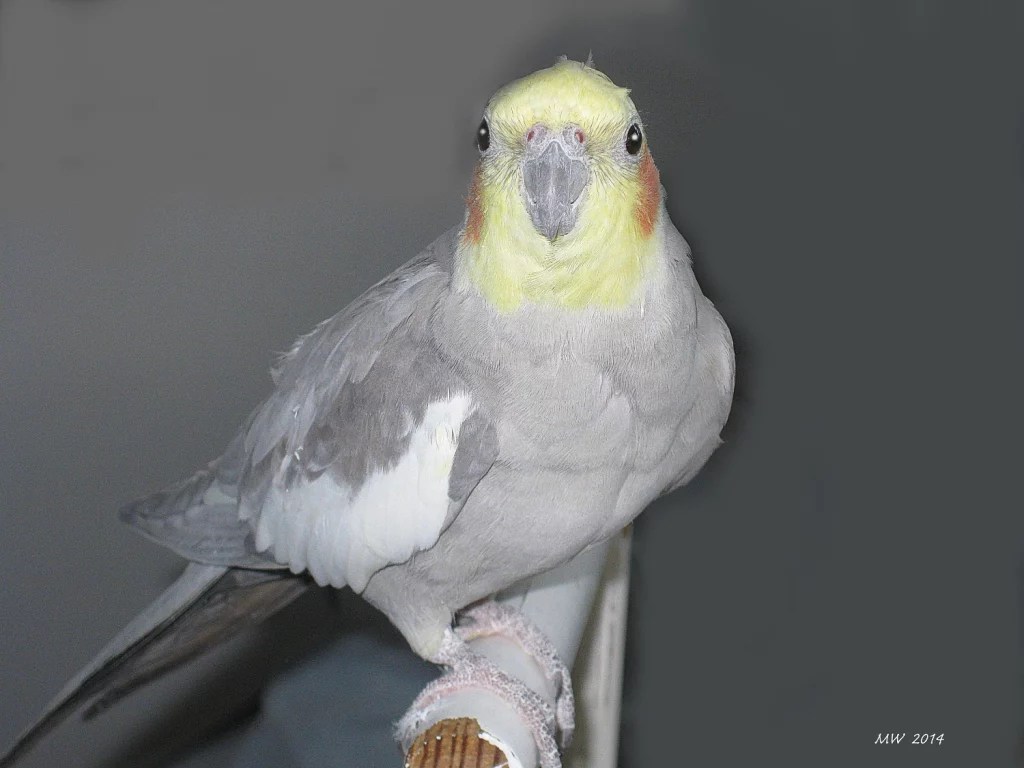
[458,58,662,312]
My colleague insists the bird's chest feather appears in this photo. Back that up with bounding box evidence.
[436,289,697,475]
[494,337,694,472]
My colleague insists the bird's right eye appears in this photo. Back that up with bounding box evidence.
[476,119,490,152]
[625,123,643,155]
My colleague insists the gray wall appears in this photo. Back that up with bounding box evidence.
[1,1,1020,766]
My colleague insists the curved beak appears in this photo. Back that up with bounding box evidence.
[522,129,590,241]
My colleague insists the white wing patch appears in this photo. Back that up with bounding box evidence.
[250,393,474,592]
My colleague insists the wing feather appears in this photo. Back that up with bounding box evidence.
[120,226,496,595]
[236,228,496,590]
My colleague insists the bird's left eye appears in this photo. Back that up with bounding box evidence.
[476,119,490,152]
[625,123,643,155]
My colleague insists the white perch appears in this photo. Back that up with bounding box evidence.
[401,527,633,768]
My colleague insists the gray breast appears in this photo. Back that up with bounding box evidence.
[431,257,698,478]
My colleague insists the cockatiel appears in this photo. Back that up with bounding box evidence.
[1,58,734,768]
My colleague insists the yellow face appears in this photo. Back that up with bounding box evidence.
[459,59,662,312]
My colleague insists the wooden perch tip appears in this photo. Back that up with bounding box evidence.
[405,718,509,768]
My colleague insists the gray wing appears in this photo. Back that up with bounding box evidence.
[663,294,736,494]
[233,227,498,592]
[122,225,497,587]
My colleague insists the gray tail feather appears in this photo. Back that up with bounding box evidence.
[0,563,310,767]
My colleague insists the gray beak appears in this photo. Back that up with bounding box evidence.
[522,126,590,241]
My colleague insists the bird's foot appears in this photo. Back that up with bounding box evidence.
[458,601,574,748]
[396,603,574,768]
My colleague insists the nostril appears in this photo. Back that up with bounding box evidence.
[527,129,535,143]
[575,129,585,144]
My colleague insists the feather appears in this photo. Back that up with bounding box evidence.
[0,564,309,768]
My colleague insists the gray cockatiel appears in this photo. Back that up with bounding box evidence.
[1,58,734,768]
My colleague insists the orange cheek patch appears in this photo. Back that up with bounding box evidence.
[635,150,660,238]
[463,164,484,245]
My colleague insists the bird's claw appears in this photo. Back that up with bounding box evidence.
[457,602,575,748]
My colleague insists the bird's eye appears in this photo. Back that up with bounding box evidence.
[625,123,643,155]
[476,119,490,152]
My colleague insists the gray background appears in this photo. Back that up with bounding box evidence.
[1,1,1020,766]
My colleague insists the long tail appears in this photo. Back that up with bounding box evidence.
[0,563,310,767]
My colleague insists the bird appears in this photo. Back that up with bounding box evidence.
[1,57,734,768]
